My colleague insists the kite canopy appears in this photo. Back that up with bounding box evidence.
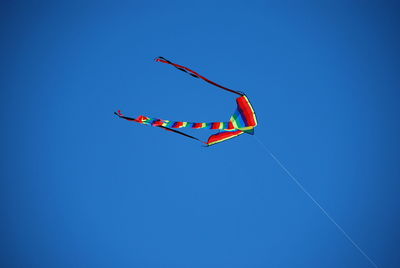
[115,57,257,146]
[230,95,257,132]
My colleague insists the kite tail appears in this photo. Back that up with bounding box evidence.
[115,111,208,145]
[155,56,244,96]
[116,111,236,131]
[114,110,138,122]
[164,121,235,130]
[115,111,241,146]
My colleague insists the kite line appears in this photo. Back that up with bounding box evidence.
[253,136,378,268]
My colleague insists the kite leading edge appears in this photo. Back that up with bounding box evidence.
[115,57,257,146]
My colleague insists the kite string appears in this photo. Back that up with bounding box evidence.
[253,136,378,268]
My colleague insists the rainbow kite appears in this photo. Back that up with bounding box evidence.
[115,57,257,146]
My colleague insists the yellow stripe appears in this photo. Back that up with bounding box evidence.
[238,126,253,131]
[230,118,239,129]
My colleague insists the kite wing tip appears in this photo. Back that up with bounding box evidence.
[243,128,255,135]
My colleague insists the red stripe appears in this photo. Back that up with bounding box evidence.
[172,122,183,128]
[207,130,243,145]
[211,122,220,129]
[237,97,256,126]
[193,123,203,129]
[152,120,163,126]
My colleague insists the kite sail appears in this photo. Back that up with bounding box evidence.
[115,57,257,146]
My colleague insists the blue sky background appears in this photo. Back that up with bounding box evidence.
[1,1,399,267]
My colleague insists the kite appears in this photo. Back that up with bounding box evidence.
[115,57,257,146]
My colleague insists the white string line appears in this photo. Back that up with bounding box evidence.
[253,136,378,268]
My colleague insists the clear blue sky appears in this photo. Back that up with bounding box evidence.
[1,1,399,267]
